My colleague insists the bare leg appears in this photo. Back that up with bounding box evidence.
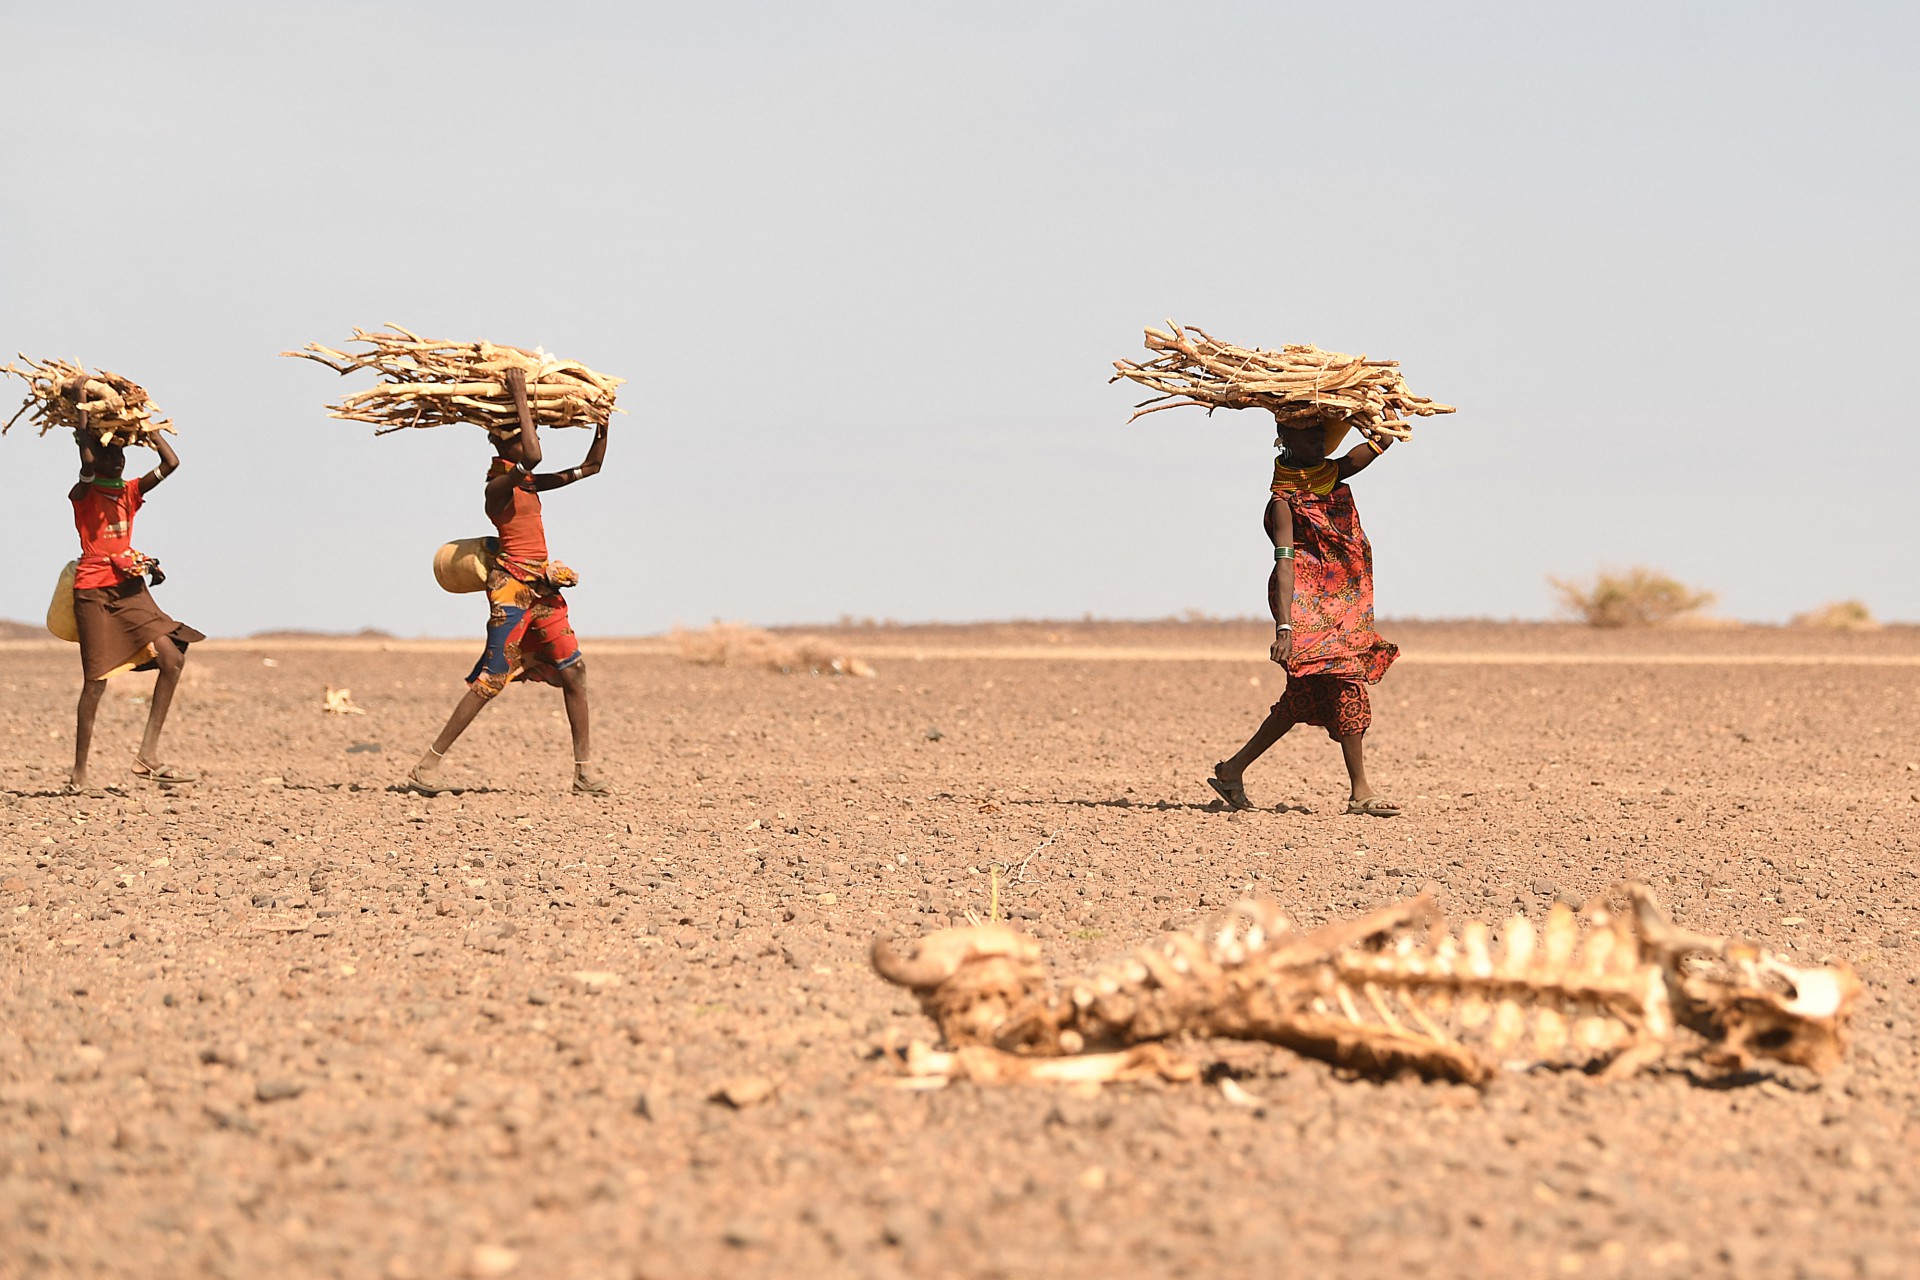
[1340,732,1400,815]
[1218,708,1292,784]
[558,661,606,793]
[1339,732,1374,804]
[414,688,492,782]
[134,636,186,769]
[71,678,107,788]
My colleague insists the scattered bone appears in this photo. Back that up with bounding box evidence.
[1110,323,1455,443]
[1217,1077,1263,1108]
[710,1076,778,1109]
[872,884,1858,1088]
[282,325,622,439]
[323,686,365,716]
[4,356,173,447]
[886,1041,1199,1088]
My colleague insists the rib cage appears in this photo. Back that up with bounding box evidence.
[871,885,1858,1086]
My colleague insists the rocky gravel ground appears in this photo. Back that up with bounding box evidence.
[2,623,1917,1279]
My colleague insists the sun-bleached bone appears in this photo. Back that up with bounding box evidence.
[871,884,1857,1088]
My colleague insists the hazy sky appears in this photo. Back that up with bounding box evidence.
[4,0,1915,636]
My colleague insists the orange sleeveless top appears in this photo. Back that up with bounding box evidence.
[486,459,549,570]
[72,477,144,590]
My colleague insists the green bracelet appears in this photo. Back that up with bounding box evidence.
[1274,546,1295,561]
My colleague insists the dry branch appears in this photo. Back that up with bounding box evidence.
[873,884,1857,1088]
[3,356,174,447]
[1110,322,1455,443]
[282,324,623,438]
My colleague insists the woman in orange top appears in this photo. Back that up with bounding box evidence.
[407,368,611,796]
[68,425,203,792]
[1208,416,1401,817]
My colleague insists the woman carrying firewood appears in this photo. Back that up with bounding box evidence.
[67,424,203,792]
[405,368,612,796]
[1207,417,1401,817]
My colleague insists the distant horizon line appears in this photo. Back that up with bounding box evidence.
[3,613,1914,645]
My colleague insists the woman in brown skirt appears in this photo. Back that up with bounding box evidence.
[67,425,203,791]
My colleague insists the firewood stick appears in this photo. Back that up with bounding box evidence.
[1112,323,1453,441]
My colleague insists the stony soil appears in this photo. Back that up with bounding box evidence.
[2,622,1917,1279]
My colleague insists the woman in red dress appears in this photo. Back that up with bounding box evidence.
[405,369,611,796]
[1208,417,1402,817]
[67,426,203,791]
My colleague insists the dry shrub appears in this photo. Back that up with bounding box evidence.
[672,622,875,677]
[1791,600,1878,630]
[1550,568,1715,628]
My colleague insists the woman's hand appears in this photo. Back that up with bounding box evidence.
[73,424,99,473]
[1270,626,1292,666]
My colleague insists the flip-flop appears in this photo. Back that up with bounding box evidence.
[571,778,613,797]
[62,783,108,798]
[1345,796,1403,818]
[1207,770,1254,811]
[131,761,196,786]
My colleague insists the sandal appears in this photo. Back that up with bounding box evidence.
[571,777,613,797]
[1207,767,1254,811]
[131,761,196,786]
[62,783,108,798]
[401,768,457,796]
[1345,796,1403,818]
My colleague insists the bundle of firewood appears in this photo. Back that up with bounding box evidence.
[1111,322,1455,443]
[283,324,622,438]
[3,356,174,447]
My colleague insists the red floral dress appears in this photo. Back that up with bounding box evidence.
[1262,466,1397,739]
[1279,480,1397,684]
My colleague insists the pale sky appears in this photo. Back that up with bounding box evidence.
[4,0,1915,636]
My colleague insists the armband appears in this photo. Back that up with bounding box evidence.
[1274,546,1295,561]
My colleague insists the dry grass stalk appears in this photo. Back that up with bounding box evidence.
[282,324,622,438]
[1791,600,1878,631]
[1110,322,1455,442]
[874,884,1858,1088]
[3,356,174,447]
[671,622,876,678]
[1551,568,1715,628]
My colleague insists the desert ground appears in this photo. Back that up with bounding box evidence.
[2,620,1918,1279]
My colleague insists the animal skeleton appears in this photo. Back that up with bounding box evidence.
[872,886,1857,1087]
[1110,323,1455,443]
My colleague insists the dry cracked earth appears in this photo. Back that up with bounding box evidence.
[3,621,1919,1279]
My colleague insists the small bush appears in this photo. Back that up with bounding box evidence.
[1790,600,1878,630]
[671,622,875,677]
[1549,568,1715,628]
